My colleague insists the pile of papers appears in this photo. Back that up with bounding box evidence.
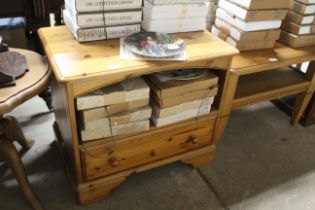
[142,0,209,33]
[145,71,218,127]
[211,0,289,51]
[76,78,151,141]
[280,0,315,47]
[63,0,142,42]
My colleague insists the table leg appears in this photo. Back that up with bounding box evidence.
[291,62,315,125]
[0,135,43,210]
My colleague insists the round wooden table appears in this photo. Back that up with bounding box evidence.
[0,49,51,210]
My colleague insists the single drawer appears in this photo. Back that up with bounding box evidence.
[80,115,216,181]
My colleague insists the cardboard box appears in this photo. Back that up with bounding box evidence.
[152,97,214,118]
[153,87,218,108]
[216,8,282,32]
[280,30,315,47]
[286,11,315,25]
[219,0,287,22]
[295,0,315,4]
[76,77,150,110]
[212,26,276,51]
[145,72,218,98]
[213,19,281,42]
[290,0,315,15]
[82,106,152,129]
[81,120,150,141]
[282,20,315,35]
[151,99,213,127]
[80,98,149,122]
[228,0,289,10]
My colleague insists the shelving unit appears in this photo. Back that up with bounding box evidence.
[38,26,238,204]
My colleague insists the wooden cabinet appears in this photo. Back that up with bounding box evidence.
[38,26,238,204]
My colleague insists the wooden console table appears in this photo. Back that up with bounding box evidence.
[215,43,315,144]
[38,25,238,204]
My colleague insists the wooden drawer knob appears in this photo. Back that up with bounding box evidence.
[188,136,198,144]
[109,156,120,167]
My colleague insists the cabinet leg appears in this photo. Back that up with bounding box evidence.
[291,92,313,125]
[77,174,127,205]
[0,136,43,210]
[182,145,216,169]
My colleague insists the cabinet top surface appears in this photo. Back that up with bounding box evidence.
[231,42,315,71]
[38,26,238,83]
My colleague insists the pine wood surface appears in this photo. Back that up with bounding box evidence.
[38,26,238,83]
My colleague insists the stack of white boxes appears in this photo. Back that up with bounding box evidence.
[206,0,219,30]
[145,72,218,127]
[76,78,152,141]
[211,0,289,51]
[142,0,210,33]
[280,0,315,47]
[63,0,142,42]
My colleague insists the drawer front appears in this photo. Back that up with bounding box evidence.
[81,116,216,181]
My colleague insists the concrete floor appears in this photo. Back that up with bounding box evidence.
[1,96,315,210]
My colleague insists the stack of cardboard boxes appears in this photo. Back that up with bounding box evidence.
[211,0,289,51]
[76,78,152,141]
[63,0,142,42]
[206,0,219,30]
[280,0,315,47]
[142,0,210,33]
[145,72,218,127]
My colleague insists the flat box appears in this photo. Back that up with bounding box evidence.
[219,0,287,22]
[65,0,142,12]
[216,8,282,32]
[63,10,140,42]
[66,2,142,28]
[145,72,218,98]
[286,10,315,25]
[282,20,315,35]
[214,18,281,42]
[80,120,150,141]
[280,30,315,47]
[81,106,152,129]
[80,98,149,122]
[212,26,276,51]
[146,0,208,5]
[143,0,209,19]
[152,97,214,118]
[228,0,289,10]
[142,17,207,33]
[76,77,150,110]
[290,0,315,15]
[295,0,315,4]
[153,87,218,108]
[151,98,213,127]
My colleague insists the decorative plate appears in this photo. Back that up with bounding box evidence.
[158,69,207,81]
[124,32,185,58]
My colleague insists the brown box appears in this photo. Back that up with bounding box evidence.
[286,10,315,25]
[282,20,315,35]
[81,106,152,129]
[145,72,218,98]
[228,0,289,10]
[80,120,150,141]
[212,23,281,42]
[152,87,218,108]
[79,98,149,122]
[76,77,150,110]
[290,0,315,15]
[280,30,315,47]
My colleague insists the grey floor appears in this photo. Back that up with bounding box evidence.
[1,96,315,210]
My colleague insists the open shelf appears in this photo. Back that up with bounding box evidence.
[233,67,310,109]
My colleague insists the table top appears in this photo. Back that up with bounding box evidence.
[0,48,50,114]
[231,42,315,75]
[38,26,238,83]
